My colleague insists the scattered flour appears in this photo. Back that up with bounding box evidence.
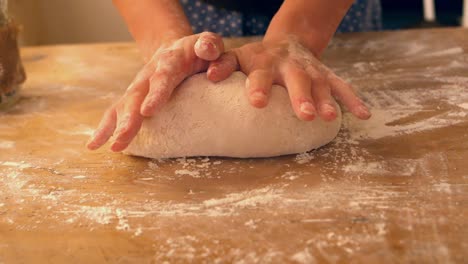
[459,102,468,110]
[0,37,465,263]
[0,140,15,149]
[148,161,159,170]
[301,219,335,223]
[433,182,452,194]
[78,206,114,225]
[295,152,314,164]
[145,157,222,179]
[345,82,468,141]
[343,159,418,177]
[280,171,301,181]
[134,227,143,236]
[375,223,387,236]
[344,161,387,175]
[244,219,258,229]
[203,187,281,208]
[116,209,130,231]
[1,161,33,170]
[57,125,94,136]
[175,169,201,178]
[424,47,463,57]
[290,248,316,264]
[138,177,154,181]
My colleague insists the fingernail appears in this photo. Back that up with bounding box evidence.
[195,39,203,50]
[207,66,217,76]
[321,103,335,113]
[86,141,94,149]
[251,92,266,103]
[357,105,370,117]
[87,138,100,150]
[110,142,121,152]
[300,102,315,116]
[196,39,214,52]
[88,144,98,151]
[141,104,151,115]
[111,140,128,152]
[86,132,97,146]
[141,101,157,116]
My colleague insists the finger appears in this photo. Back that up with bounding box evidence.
[110,79,149,152]
[140,50,187,116]
[246,69,273,108]
[282,65,316,121]
[307,68,337,122]
[89,63,152,151]
[194,32,224,61]
[125,65,153,95]
[207,51,238,82]
[327,72,371,120]
[86,108,117,150]
[111,95,146,152]
[140,72,179,117]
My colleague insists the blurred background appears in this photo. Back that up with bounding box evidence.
[8,0,467,46]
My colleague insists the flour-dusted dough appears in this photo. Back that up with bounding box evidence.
[124,72,342,158]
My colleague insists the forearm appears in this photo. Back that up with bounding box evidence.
[113,0,192,59]
[264,0,354,57]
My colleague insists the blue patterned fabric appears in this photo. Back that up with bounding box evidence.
[180,0,382,37]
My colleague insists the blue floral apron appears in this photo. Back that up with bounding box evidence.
[180,0,382,36]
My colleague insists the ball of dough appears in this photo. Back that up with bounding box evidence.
[124,72,341,158]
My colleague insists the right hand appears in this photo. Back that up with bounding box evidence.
[87,32,232,152]
[208,38,371,122]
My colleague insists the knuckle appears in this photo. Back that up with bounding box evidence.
[104,108,115,118]
[220,51,234,61]
[133,66,152,83]
[125,82,141,94]
[119,125,133,137]
[149,70,169,81]
[324,70,338,81]
[315,76,328,86]
[115,102,128,114]
[251,69,272,81]
[306,65,320,77]
[254,56,274,69]
[310,72,327,84]
[158,49,179,61]
[115,122,134,138]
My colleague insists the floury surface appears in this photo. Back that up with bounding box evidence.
[0,28,467,263]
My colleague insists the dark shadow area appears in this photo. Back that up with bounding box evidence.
[381,0,464,30]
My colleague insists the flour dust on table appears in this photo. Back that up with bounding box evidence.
[124,72,342,158]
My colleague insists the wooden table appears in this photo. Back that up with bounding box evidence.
[0,28,467,263]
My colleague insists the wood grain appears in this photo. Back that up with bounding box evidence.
[0,28,467,263]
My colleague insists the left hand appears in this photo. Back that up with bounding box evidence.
[207,37,371,121]
[87,32,227,152]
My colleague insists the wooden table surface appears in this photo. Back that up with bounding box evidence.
[1,28,467,263]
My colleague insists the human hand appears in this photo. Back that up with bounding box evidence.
[87,32,231,152]
[208,37,371,121]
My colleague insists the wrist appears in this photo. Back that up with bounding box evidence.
[265,0,353,57]
[263,29,327,58]
[113,0,193,61]
[139,31,190,61]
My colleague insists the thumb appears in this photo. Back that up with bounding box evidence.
[193,31,224,61]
